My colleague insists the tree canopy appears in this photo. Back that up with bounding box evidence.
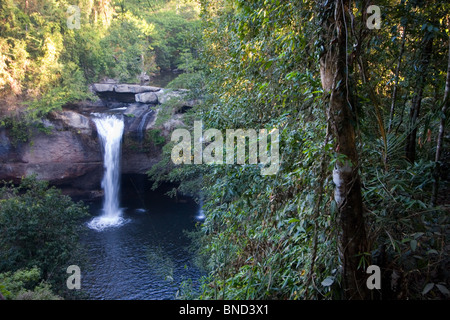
[0,0,200,119]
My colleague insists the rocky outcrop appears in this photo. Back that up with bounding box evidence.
[92,83,160,94]
[90,83,195,107]
[91,83,116,92]
[50,110,94,135]
[115,84,160,94]
[135,92,158,104]
[0,125,103,198]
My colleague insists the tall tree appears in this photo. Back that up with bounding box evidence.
[318,0,369,299]
[405,32,433,163]
[431,18,450,206]
[388,26,407,134]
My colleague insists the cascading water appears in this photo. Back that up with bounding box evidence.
[137,109,153,142]
[88,114,125,231]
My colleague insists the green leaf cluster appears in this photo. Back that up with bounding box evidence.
[0,176,89,297]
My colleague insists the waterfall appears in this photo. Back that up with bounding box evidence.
[88,114,125,231]
[137,109,153,142]
[195,196,205,221]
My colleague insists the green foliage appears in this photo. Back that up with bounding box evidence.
[150,0,338,299]
[146,4,201,71]
[169,0,337,300]
[0,266,40,299]
[0,116,31,146]
[166,45,205,97]
[98,17,153,83]
[362,157,449,298]
[166,71,205,98]
[26,62,94,120]
[146,129,166,146]
[0,267,62,300]
[0,176,89,297]
[149,0,450,300]
[0,0,107,123]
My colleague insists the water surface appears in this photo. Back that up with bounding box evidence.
[81,177,204,300]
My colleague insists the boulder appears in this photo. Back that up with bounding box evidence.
[123,103,154,136]
[91,83,115,92]
[90,83,197,107]
[91,83,161,94]
[51,111,93,135]
[135,92,158,104]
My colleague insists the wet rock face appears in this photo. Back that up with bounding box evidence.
[0,126,103,195]
[0,129,11,159]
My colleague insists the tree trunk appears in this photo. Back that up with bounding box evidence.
[319,0,369,300]
[431,22,450,206]
[405,36,433,163]
[388,27,407,133]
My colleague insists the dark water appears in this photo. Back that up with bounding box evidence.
[80,175,204,300]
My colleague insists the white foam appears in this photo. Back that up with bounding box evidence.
[88,114,125,232]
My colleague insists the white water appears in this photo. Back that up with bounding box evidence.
[137,109,153,142]
[196,198,205,221]
[88,115,126,231]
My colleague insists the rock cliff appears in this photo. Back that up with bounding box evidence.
[0,83,194,199]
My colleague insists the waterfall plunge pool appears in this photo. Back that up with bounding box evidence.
[80,175,205,300]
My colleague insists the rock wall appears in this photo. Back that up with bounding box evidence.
[0,124,103,198]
